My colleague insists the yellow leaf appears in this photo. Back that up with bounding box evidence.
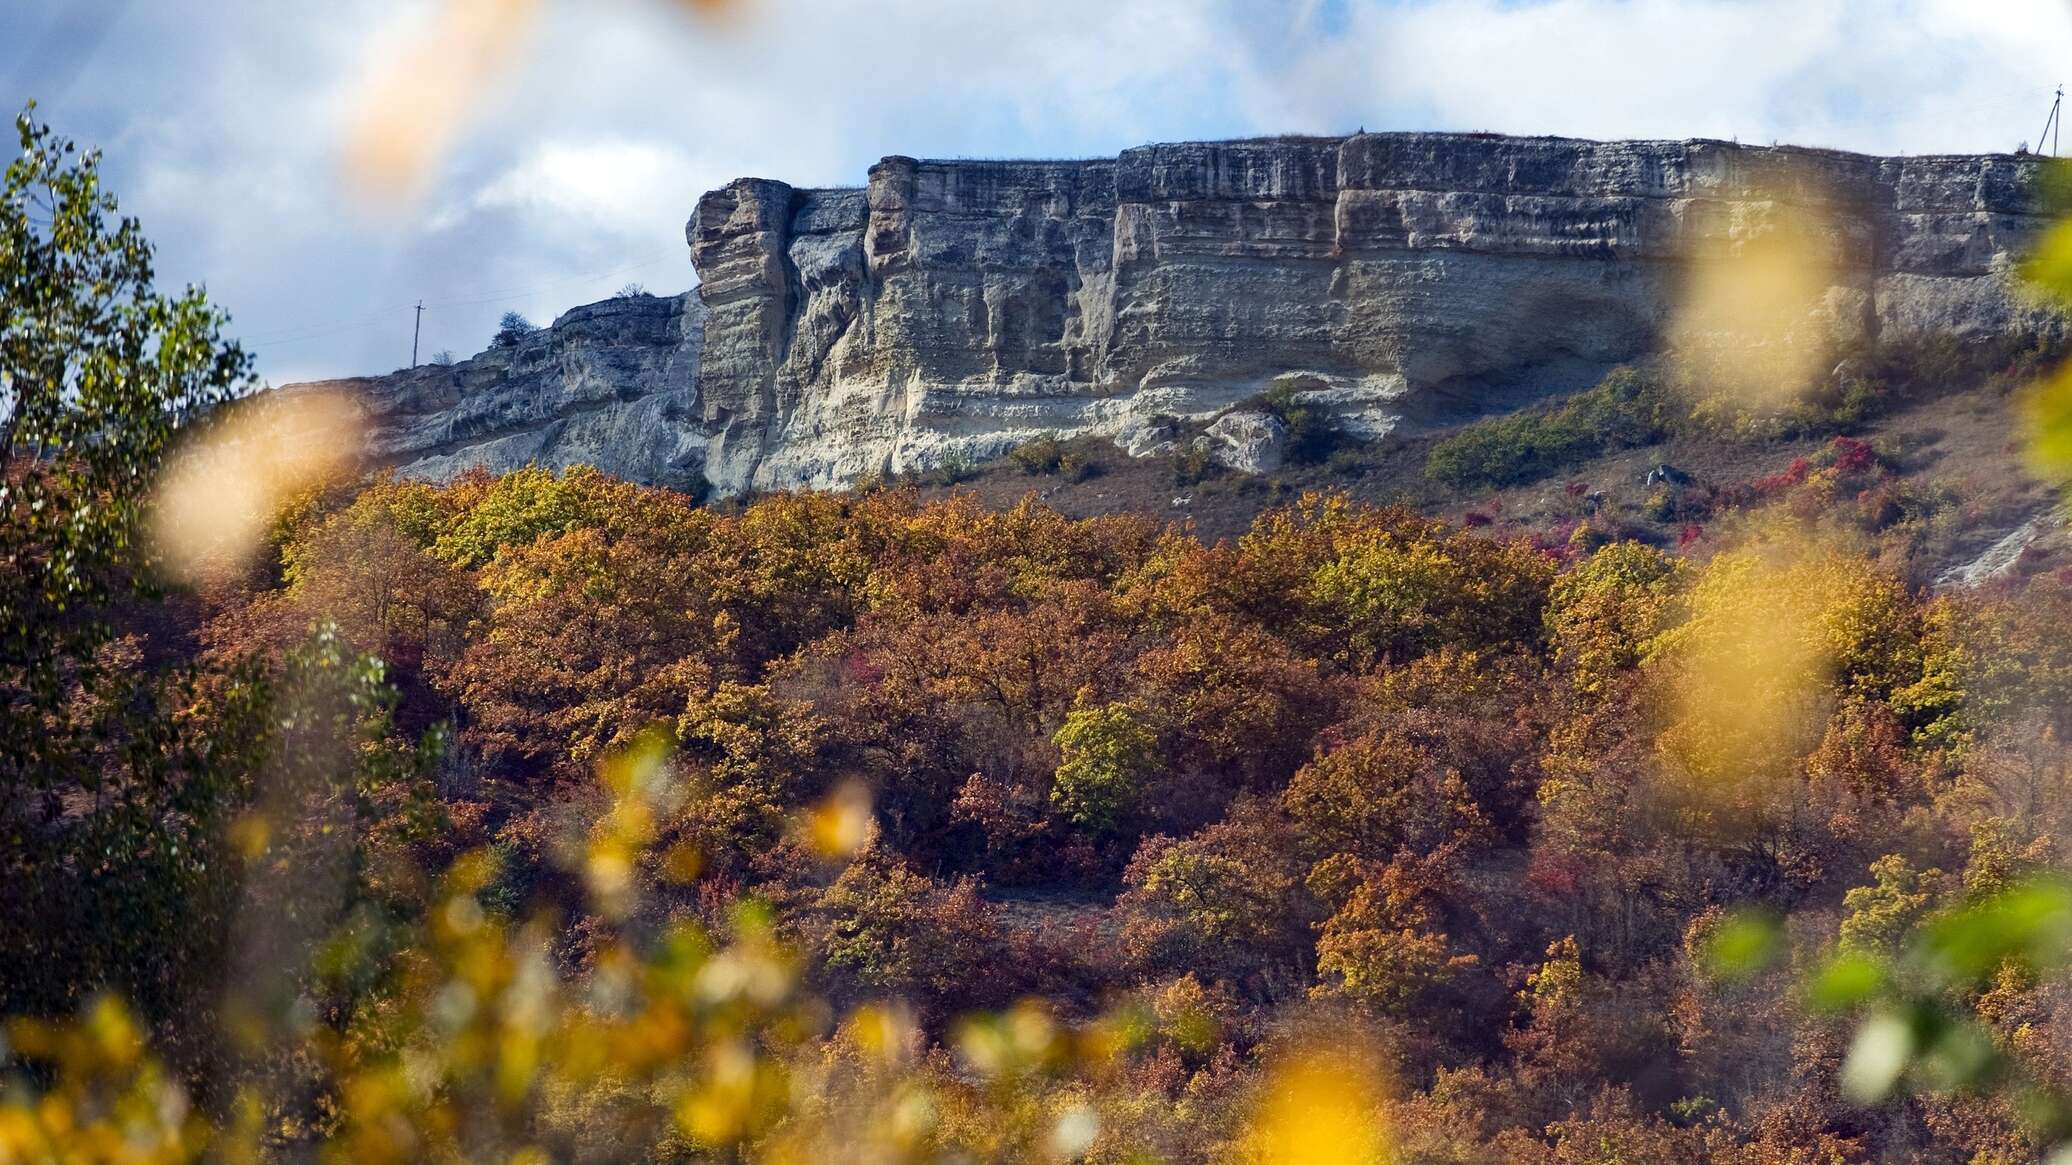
[1242,1048,1392,1165]
[801,782,874,860]
[2021,363,2072,479]
[2023,217,2072,305]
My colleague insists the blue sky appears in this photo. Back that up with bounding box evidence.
[5,0,2069,385]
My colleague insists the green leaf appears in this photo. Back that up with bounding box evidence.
[1807,951,1886,1012]
[1701,908,1785,981]
[1919,879,2072,985]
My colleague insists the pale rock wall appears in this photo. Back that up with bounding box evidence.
[298,292,710,492]
[289,132,2059,496]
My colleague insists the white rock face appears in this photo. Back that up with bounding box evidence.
[287,132,2063,496]
[1934,508,2065,589]
[292,293,711,493]
[1204,411,1288,474]
[1114,415,1180,458]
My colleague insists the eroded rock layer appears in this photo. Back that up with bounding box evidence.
[294,132,2059,495]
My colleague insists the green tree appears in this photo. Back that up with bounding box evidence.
[1838,854,1947,956]
[429,464,654,568]
[1545,540,1685,694]
[1425,366,1669,488]
[1050,698,1158,832]
[819,857,998,1003]
[2,105,252,783]
[0,107,256,1025]
[1117,801,1313,988]
[1255,381,1343,466]
[1008,431,1066,475]
[1305,519,1555,668]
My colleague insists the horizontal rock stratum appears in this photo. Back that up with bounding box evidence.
[291,132,2061,496]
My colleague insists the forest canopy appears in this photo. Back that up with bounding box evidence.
[12,450,2072,1161]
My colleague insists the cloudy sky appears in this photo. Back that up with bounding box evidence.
[5,0,2070,385]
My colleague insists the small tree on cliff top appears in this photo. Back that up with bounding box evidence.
[493,311,537,346]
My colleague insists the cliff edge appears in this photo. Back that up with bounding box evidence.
[291,131,2060,496]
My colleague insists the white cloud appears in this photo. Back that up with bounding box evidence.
[1244,0,2072,154]
[448,138,709,241]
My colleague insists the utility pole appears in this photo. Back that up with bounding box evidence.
[2040,86,2064,157]
[411,300,424,368]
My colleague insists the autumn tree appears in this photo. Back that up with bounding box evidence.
[447,518,721,778]
[818,856,1003,1009]
[1118,800,1315,995]
[1051,697,1159,833]
[1545,540,1685,695]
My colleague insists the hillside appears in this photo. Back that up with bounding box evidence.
[23,451,2072,1163]
[905,340,2070,589]
[17,104,2072,1165]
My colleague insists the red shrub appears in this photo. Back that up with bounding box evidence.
[1830,436,1876,474]
[1752,456,1814,496]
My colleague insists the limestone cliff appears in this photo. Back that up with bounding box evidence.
[309,292,708,492]
[294,132,2059,496]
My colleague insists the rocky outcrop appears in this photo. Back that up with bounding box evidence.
[1203,411,1288,474]
[292,132,2061,495]
[300,292,710,493]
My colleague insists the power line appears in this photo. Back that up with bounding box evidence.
[243,305,420,349]
[422,256,672,309]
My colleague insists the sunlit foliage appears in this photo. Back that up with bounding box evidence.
[14,451,2072,1161]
